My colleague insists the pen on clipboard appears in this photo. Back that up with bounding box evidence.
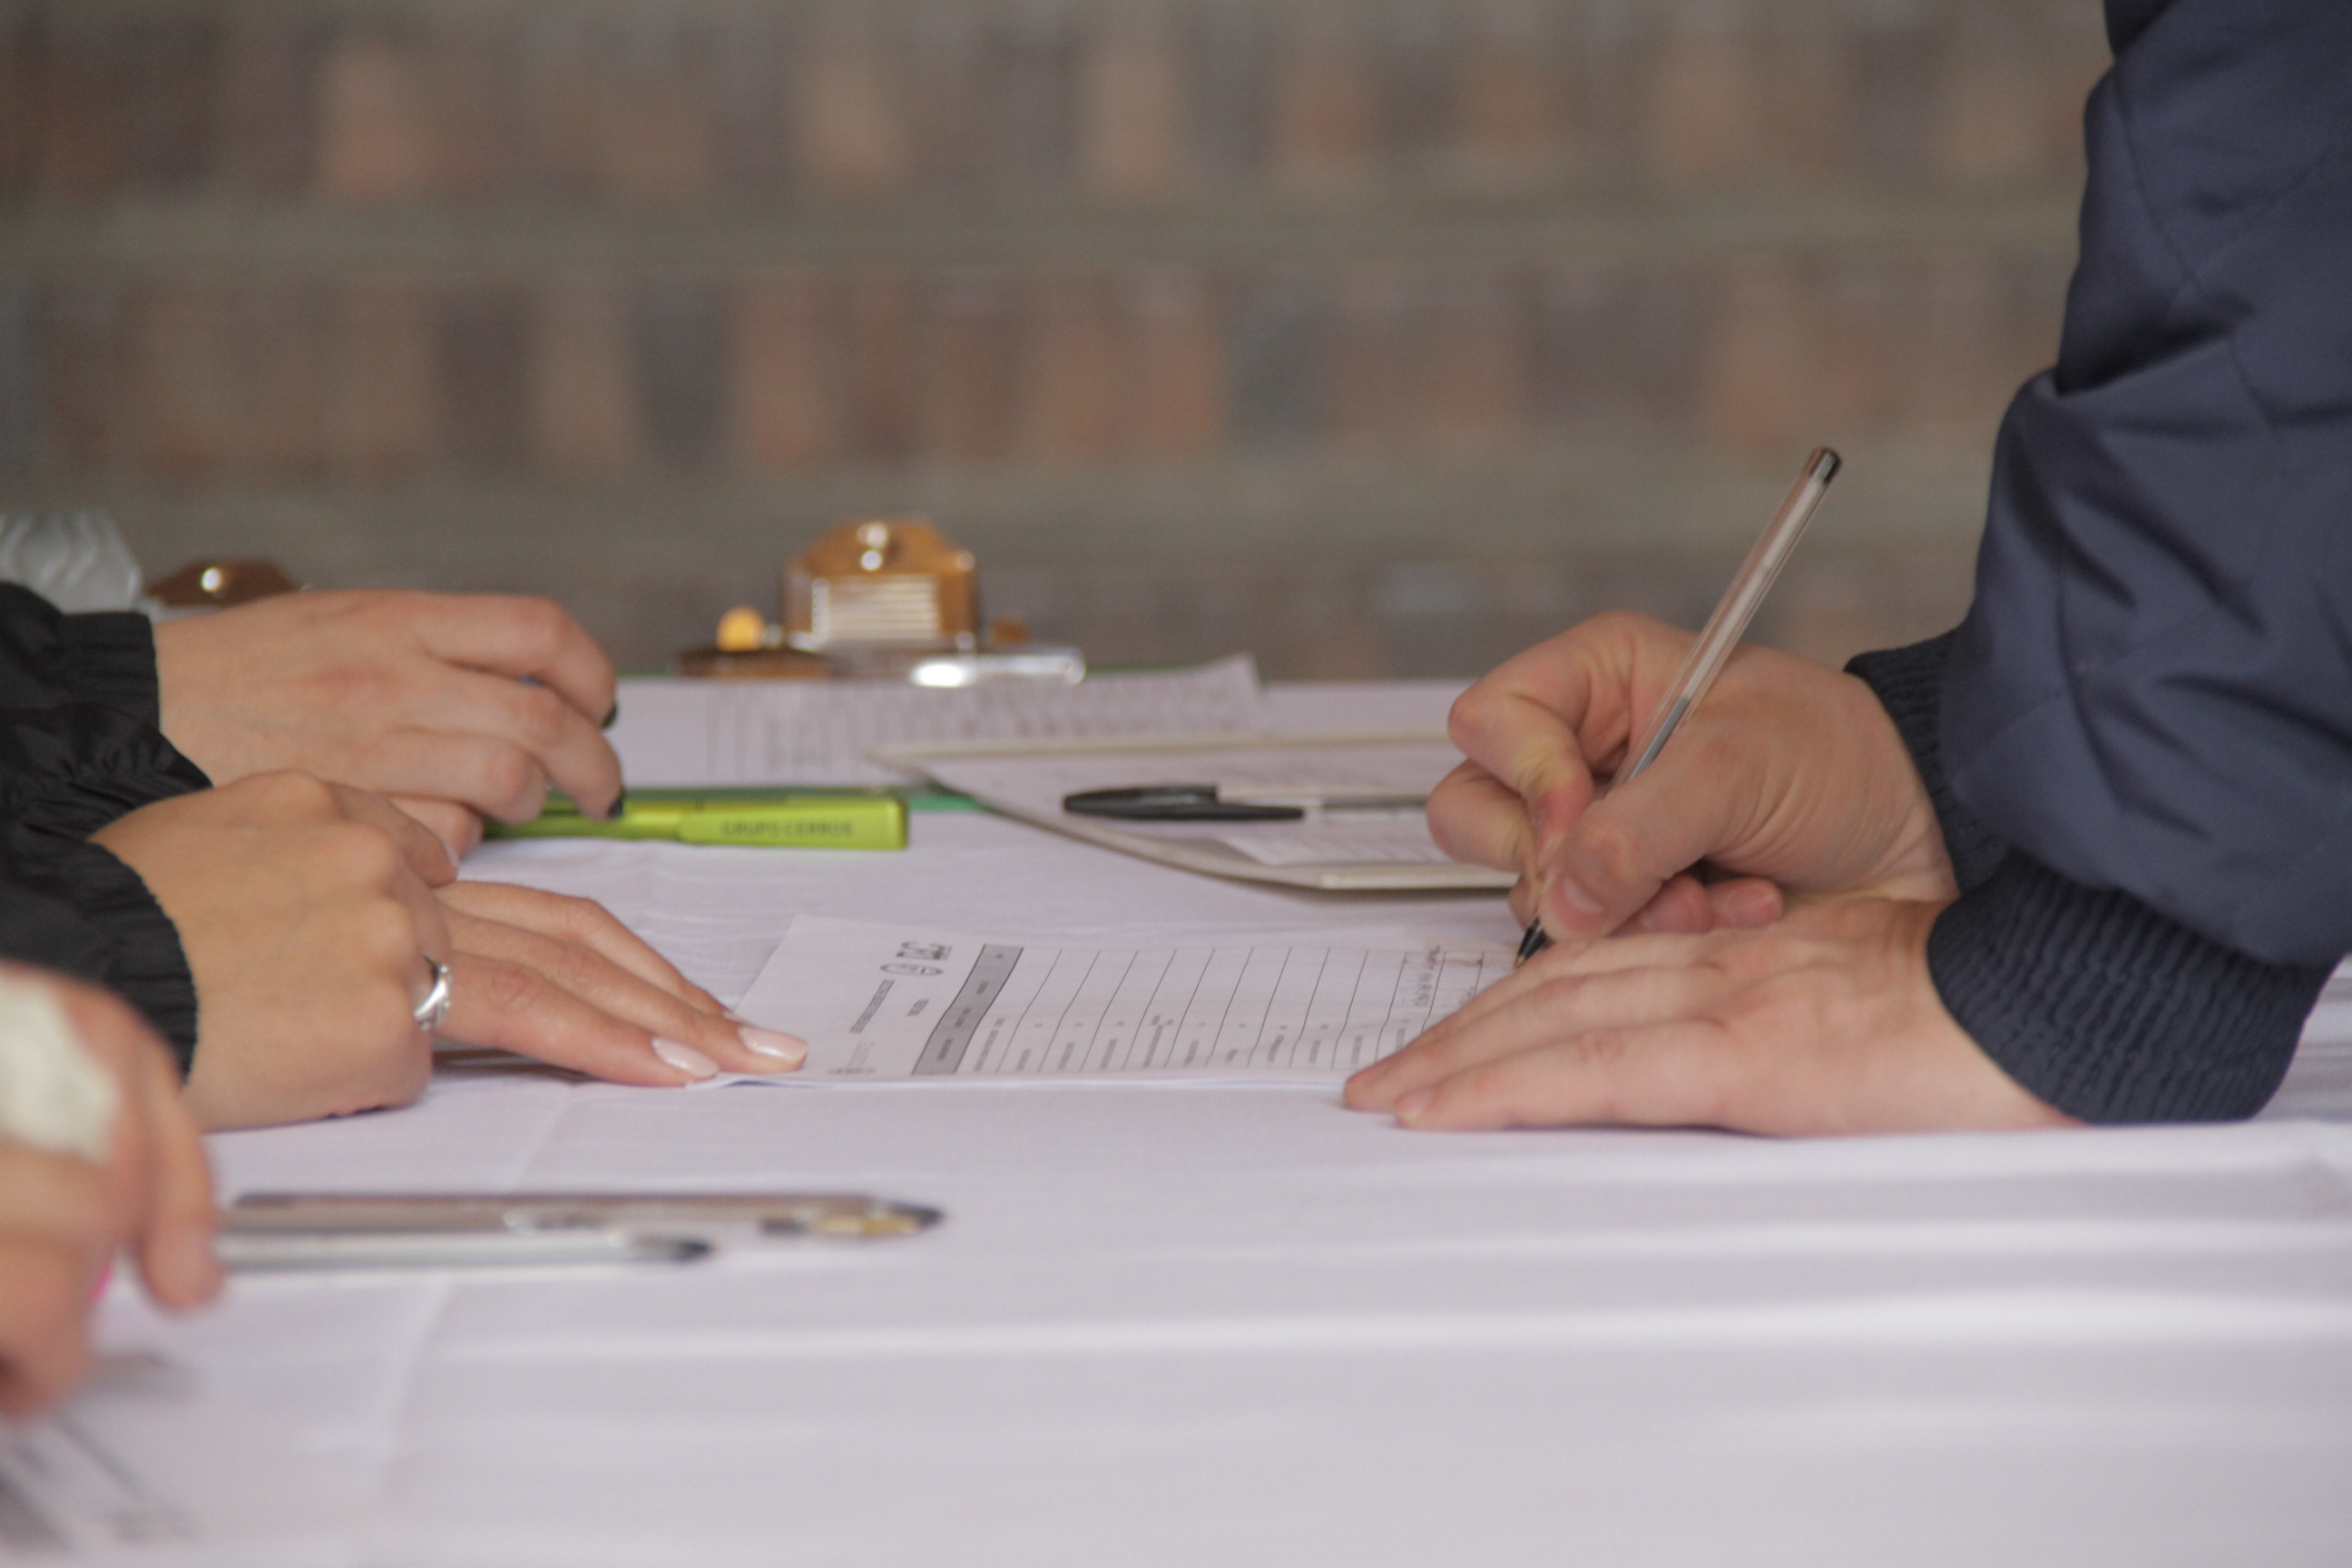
[1517,446,1841,966]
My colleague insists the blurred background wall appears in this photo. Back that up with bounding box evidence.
[0,0,2102,676]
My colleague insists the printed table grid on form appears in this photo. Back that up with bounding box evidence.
[911,944,1501,1077]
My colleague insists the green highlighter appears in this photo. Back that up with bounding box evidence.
[489,794,907,850]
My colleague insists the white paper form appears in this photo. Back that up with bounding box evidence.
[880,735,1520,891]
[606,655,1268,788]
[727,916,1511,1083]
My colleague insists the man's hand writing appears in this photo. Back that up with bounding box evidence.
[1434,612,1956,941]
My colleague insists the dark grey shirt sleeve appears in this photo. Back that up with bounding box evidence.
[1852,636,2328,1123]
[1940,0,2352,973]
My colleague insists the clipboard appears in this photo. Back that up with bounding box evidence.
[871,731,1518,893]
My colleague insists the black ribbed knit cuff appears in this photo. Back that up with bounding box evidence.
[1847,632,2328,1124]
[0,839,200,1074]
[58,610,165,727]
[1844,632,2008,892]
[0,585,163,722]
[1927,849,2328,1123]
[63,839,200,1073]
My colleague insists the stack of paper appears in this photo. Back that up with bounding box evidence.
[608,655,1268,788]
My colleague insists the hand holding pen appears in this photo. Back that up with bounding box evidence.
[1514,449,1839,962]
[1423,450,1962,956]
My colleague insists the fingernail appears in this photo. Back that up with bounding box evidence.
[1530,784,1583,864]
[603,788,628,822]
[602,703,619,731]
[1547,876,1606,930]
[737,1025,807,1069]
[652,1037,719,1081]
[154,1220,223,1302]
[1395,1088,1434,1125]
[1723,881,1780,926]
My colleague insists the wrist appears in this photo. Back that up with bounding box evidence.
[1845,632,2007,892]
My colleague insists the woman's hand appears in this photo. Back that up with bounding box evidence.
[436,882,805,1083]
[93,773,456,1130]
[94,777,801,1128]
[154,590,625,856]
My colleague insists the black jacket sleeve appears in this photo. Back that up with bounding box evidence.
[1851,636,2328,1124]
[0,583,170,725]
[0,584,210,1068]
[1940,0,2352,972]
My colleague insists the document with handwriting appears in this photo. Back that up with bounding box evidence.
[727,917,1510,1083]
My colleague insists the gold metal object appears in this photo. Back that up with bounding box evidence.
[147,558,300,610]
[787,518,978,653]
[676,517,1081,681]
[714,605,772,652]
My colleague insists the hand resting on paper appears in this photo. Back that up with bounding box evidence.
[0,971,220,1418]
[1431,612,1957,941]
[434,881,806,1087]
[154,590,626,858]
[1344,898,2071,1135]
[92,774,800,1129]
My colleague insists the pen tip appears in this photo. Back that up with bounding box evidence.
[1809,447,1842,483]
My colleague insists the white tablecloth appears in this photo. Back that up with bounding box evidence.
[94,683,2352,1567]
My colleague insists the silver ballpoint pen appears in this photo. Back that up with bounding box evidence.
[1517,446,1841,965]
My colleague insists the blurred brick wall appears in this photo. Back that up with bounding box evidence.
[0,0,2103,675]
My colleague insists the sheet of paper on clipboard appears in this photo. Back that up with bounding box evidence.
[872,732,1518,891]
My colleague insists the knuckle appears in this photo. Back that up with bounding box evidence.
[544,941,607,996]
[476,746,541,810]
[553,892,618,939]
[1586,609,1650,644]
[1708,931,1801,985]
[1451,1060,1516,1117]
[505,597,570,658]
[1574,814,1650,892]
[319,822,402,887]
[1563,1028,1640,1122]
[346,898,421,965]
[514,684,571,749]
[477,959,548,1016]
[245,770,337,818]
[1446,685,1501,752]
